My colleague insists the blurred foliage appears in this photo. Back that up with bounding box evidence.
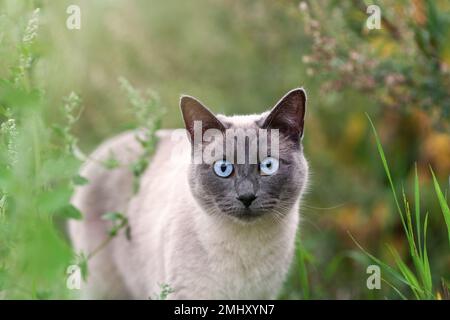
[0,0,449,299]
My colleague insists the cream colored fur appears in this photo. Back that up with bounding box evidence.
[69,118,308,299]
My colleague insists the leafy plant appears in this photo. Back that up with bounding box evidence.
[119,77,165,193]
[151,283,175,300]
[350,115,449,299]
[301,0,450,121]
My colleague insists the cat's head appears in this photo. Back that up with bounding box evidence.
[180,88,309,223]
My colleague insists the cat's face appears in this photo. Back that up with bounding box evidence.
[181,88,308,222]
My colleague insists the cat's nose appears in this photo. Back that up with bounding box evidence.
[237,193,257,208]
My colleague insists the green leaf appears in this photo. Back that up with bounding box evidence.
[296,238,310,299]
[381,278,408,300]
[72,174,89,186]
[348,232,411,288]
[367,114,409,238]
[102,212,128,237]
[102,212,125,222]
[401,187,418,259]
[387,245,423,299]
[55,204,82,220]
[422,213,432,295]
[76,253,89,281]
[102,152,120,170]
[51,124,65,138]
[414,164,422,257]
[34,289,51,300]
[430,169,450,246]
[37,187,72,214]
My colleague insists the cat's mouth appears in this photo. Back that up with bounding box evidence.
[226,208,267,221]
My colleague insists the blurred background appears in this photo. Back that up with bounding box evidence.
[0,0,449,299]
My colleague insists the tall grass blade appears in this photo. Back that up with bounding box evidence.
[366,114,409,238]
[381,278,408,300]
[348,232,411,288]
[414,165,422,257]
[430,169,450,246]
[387,245,422,299]
[422,213,432,296]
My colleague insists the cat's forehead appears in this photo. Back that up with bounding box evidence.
[216,112,269,129]
[206,112,298,161]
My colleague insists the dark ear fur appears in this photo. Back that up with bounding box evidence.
[180,95,225,143]
[261,88,307,140]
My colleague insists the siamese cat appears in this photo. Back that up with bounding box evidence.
[68,88,309,299]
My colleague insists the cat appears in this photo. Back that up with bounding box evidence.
[68,88,309,299]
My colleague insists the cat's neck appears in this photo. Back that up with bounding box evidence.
[191,203,300,257]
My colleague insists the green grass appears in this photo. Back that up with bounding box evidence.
[0,1,449,300]
[295,236,311,300]
[431,169,450,247]
[348,115,450,299]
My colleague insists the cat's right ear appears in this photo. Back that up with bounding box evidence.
[180,95,225,143]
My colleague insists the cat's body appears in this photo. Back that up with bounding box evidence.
[69,89,309,299]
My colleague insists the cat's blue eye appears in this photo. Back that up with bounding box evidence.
[213,160,234,178]
[260,157,279,176]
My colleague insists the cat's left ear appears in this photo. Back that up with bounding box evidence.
[261,88,307,140]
